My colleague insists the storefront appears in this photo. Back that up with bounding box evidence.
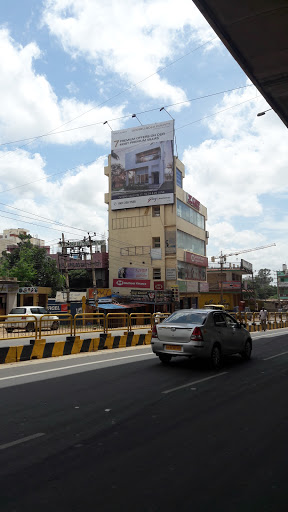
[0,279,19,315]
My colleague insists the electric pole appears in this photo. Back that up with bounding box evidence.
[62,233,70,304]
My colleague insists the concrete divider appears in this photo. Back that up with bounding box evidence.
[0,332,152,364]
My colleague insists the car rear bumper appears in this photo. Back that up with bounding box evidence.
[151,339,211,357]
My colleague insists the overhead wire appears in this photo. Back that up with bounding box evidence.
[0,84,252,147]
[0,36,218,155]
[0,93,259,197]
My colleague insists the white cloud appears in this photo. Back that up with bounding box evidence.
[42,0,216,106]
[182,86,288,270]
[0,151,109,245]
[0,28,126,146]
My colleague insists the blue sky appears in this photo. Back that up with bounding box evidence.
[0,0,287,278]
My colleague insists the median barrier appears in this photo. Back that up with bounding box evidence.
[0,332,152,364]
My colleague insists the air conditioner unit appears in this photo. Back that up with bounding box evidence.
[206,231,209,238]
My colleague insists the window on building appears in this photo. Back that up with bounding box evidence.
[176,168,182,188]
[153,268,161,280]
[152,237,161,248]
[176,199,205,229]
[152,206,160,217]
[177,230,205,256]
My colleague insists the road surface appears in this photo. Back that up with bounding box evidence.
[0,328,287,511]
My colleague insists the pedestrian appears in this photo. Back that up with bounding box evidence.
[259,307,268,331]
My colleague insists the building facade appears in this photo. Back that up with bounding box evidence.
[104,121,208,311]
[0,228,47,254]
[277,264,288,300]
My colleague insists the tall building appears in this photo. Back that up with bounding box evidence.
[104,121,208,311]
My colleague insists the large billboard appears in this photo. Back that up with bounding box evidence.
[111,121,174,210]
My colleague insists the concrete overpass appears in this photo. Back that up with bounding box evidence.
[192,0,288,128]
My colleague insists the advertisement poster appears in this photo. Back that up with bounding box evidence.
[165,230,176,254]
[111,121,174,210]
[118,267,148,279]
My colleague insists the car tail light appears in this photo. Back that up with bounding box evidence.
[190,327,203,340]
[152,325,158,338]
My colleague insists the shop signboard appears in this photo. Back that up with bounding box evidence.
[199,282,209,292]
[186,193,200,211]
[184,251,208,267]
[111,121,174,210]
[222,281,241,289]
[186,281,199,293]
[19,286,38,294]
[154,281,164,291]
[166,268,177,280]
[113,278,150,288]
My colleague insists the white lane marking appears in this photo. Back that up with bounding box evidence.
[0,433,45,451]
[0,353,154,381]
[263,351,288,361]
[162,372,228,394]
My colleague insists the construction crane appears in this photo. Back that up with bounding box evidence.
[211,243,276,303]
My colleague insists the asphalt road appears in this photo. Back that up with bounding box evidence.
[0,329,288,511]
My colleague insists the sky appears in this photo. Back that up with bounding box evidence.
[0,0,287,281]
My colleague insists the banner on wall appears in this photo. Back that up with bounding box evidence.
[118,267,148,279]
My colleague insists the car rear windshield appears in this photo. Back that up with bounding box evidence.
[9,308,26,314]
[164,311,207,325]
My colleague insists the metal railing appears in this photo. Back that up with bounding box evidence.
[0,315,38,340]
[74,313,105,335]
[39,313,73,339]
[105,313,130,333]
[1,311,287,342]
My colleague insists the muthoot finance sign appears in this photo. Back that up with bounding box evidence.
[111,121,174,210]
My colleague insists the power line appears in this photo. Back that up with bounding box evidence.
[0,94,259,197]
[0,36,218,155]
[0,213,90,237]
[0,202,88,233]
[0,84,252,147]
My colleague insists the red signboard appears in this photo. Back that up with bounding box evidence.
[186,193,200,211]
[222,281,241,289]
[154,281,164,291]
[113,278,150,288]
[184,252,208,267]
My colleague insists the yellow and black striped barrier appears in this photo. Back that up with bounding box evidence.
[0,332,152,365]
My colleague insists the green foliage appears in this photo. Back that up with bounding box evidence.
[68,269,93,288]
[0,234,65,294]
[244,268,277,300]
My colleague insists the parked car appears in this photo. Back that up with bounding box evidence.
[5,307,59,333]
[151,308,252,369]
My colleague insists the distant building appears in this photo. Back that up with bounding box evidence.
[0,228,49,254]
[50,251,109,288]
[277,264,288,300]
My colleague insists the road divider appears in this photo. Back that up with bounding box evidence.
[0,332,152,365]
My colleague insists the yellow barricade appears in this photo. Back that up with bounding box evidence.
[39,313,73,338]
[129,313,152,331]
[105,313,129,333]
[74,313,105,335]
[0,315,38,341]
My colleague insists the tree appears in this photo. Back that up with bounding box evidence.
[244,268,277,300]
[0,234,65,295]
[68,269,93,289]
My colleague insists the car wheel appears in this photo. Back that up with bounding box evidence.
[26,322,35,332]
[210,344,223,370]
[241,339,252,360]
[50,320,60,331]
[158,353,172,364]
[5,327,14,333]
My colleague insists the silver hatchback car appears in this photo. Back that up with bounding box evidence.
[151,309,252,369]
